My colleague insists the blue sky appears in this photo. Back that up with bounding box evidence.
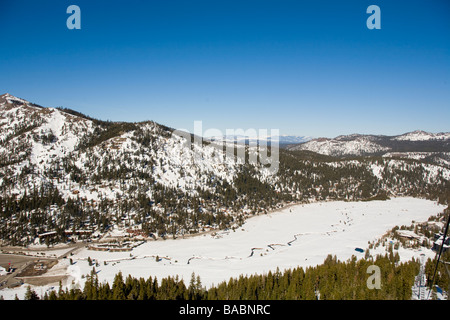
[0,0,449,137]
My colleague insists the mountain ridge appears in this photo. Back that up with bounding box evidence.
[1,93,449,246]
[286,130,450,157]
[4,93,446,148]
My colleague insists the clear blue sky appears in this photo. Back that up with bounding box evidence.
[0,0,449,137]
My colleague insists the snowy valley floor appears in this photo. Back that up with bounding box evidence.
[0,197,446,299]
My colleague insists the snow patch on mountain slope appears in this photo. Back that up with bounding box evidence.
[292,137,389,156]
[393,130,450,141]
[370,163,384,179]
[30,108,93,168]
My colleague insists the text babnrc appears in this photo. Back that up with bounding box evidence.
[224,304,270,315]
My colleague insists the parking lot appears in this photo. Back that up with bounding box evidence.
[0,244,82,289]
[0,254,37,288]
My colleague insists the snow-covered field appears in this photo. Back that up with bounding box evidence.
[1,197,445,299]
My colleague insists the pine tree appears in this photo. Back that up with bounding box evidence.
[24,286,39,300]
[112,272,126,300]
[137,278,148,300]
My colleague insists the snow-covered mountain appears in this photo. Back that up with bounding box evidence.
[287,131,450,157]
[0,93,283,245]
[287,136,390,157]
[1,93,449,247]
[393,130,450,141]
[0,93,94,173]
[1,93,275,198]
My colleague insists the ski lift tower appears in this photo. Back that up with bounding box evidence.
[417,253,426,300]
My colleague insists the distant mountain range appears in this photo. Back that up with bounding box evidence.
[212,129,450,167]
[209,134,312,146]
[286,131,450,158]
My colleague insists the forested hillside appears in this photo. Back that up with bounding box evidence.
[1,93,449,246]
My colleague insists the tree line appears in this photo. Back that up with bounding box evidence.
[17,253,421,300]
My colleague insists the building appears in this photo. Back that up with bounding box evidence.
[431,234,450,253]
[37,231,57,239]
